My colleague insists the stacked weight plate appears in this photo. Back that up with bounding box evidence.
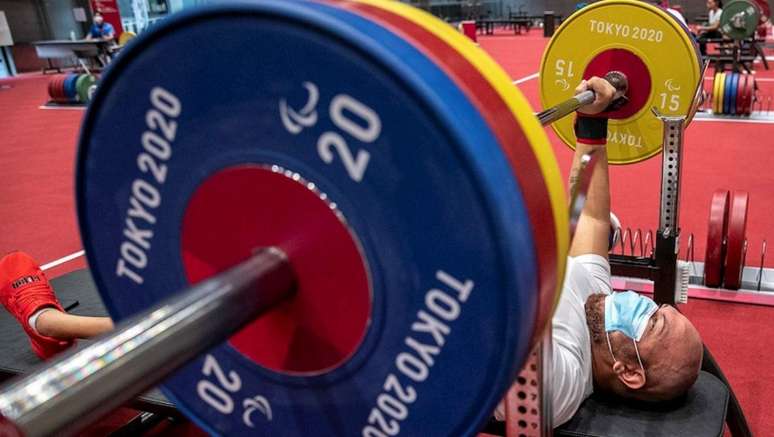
[48,74,71,103]
[76,1,566,435]
[712,72,756,115]
[705,190,750,290]
[48,73,98,104]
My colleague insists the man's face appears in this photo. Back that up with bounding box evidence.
[707,0,717,9]
[95,15,104,25]
[586,294,703,400]
[634,304,703,396]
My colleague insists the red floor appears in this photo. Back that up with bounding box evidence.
[1,28,773,434]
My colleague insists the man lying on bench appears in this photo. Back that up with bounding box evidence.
[494,76,704,427]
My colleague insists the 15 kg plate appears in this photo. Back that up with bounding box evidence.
[540,0,702,164]
[77,2,539,435]
[718,72,726,114]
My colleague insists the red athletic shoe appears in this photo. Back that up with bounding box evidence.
[0,251,74,359]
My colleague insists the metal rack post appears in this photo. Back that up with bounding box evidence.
[609,111,687,306]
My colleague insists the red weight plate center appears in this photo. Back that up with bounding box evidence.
[583,48,651,119]
[181,166,372,375]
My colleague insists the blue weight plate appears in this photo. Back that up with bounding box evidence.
[64,74,79,100]
[77,2,538,436]
[729,73,738,115]
[724,72,734,114]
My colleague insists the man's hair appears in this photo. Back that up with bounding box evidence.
[94,12,103,17]
[585,294,607,345]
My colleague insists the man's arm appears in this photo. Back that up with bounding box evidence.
[568,77,614,259]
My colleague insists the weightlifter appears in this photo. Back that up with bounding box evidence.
[494,77,704,426]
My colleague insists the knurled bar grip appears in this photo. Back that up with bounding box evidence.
[0,248,296,437]
[537,90,595,126]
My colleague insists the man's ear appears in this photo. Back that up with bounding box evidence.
[612,361,646,389]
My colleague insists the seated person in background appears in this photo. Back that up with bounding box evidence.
[666,6,687,26]
[495,77,704,427]
[697,0,724,55]
[86,12,115,42]
[649,0,688,26]
[0,251,113,359]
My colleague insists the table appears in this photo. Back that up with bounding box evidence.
[32,40,111,73]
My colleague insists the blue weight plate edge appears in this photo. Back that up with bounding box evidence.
[75,2,539,436]
[724,72,733,114]
[732,72,739,115]
[63,74,74,99]
[66,73,79,99]
[732,73,738,114]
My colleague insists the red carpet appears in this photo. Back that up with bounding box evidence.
[0,74,85,277]
[1,29,773,434]
[682,299,774,434]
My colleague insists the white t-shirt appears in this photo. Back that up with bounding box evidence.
[495,254,612,427]
[709,8,723,26]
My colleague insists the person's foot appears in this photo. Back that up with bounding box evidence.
[0,251,74,359]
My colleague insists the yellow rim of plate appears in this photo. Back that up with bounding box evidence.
[355,0,569,305]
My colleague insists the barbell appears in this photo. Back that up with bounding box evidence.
[0,1,701,436]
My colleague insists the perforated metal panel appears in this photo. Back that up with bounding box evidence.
[504,328,552,437]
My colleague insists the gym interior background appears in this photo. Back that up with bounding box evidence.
[1,0,774,435]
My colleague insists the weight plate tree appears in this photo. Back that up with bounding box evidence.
[539,0,702,164]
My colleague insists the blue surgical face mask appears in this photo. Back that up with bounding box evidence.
[604,291,659,371]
